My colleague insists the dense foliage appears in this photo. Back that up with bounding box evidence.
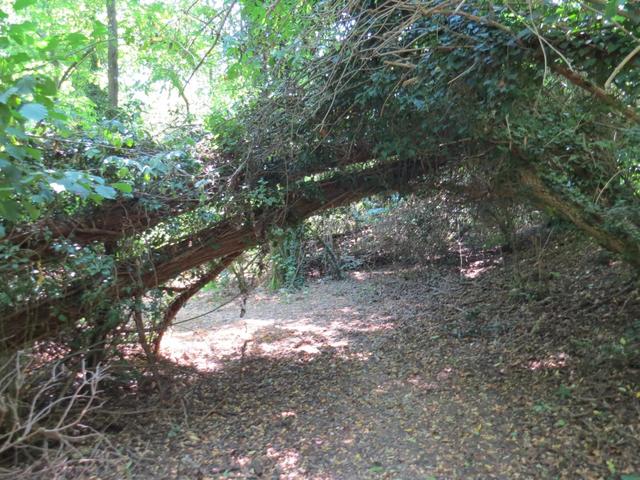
[0,0,639,365]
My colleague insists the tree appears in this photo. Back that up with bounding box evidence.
[1,0,640,358]
[106,0,118,113]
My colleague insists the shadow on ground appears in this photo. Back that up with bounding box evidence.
[105,240,640,480]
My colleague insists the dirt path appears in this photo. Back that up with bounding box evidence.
[109,247,640,480]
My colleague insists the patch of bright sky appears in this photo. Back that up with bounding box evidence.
[124,0,235,135]
[122,62,217,136]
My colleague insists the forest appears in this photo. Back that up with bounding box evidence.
[1,0,639,478]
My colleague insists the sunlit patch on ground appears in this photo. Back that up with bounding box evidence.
[135,255,640,479]
[352,271,369,281]
[265,447,314,480]
[160,279,392,371]
[461,256,503,279]
[525,352,569,371]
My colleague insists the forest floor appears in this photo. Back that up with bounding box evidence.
[99,237,640,480]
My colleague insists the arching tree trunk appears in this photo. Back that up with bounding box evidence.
[517,168,640,268]
[0,157,435,349]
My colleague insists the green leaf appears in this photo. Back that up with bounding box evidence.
[18,103,48,122]
[5,145,26,160]
[15,75,36,94]
[88,193,104,203]
[8,52,30,64]
[65,32,88,47]
[92,20,108,37]
[24,201,39,219]
[36,76,57,96]
[57,175,90,197]
[94,185,117,199]
[13,0,37,11]
[111,182,132,193]
[5,127,27,140]
[116,166,130,178]
[605,0,621,17]
[226,63,241,81]
[0,87,18,104]
[0,199,20,221]
[0,224,5,237]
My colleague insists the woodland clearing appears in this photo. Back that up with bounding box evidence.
[2,1,640,478]
[87,236,640,480]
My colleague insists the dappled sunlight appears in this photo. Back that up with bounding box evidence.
[149,259,640,479]
[350,268,413,282]
[461,256,503,279]
[352,271,369,281]
[406,375,440,392]
[114,254,640,479]
[265,447,326,480]
[525,352,569,371]
[7,0,640,477]
[159,281,397,371]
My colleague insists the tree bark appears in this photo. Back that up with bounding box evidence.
[550,64,640,123]
[106,0,118,113]
[0,157,435,349]
[2,142,373,252]
[517,168,640,268]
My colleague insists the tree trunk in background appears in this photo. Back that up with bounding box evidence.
[106,0,118,113]
[516,168,640,268]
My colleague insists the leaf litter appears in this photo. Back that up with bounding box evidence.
[100,237,640,479]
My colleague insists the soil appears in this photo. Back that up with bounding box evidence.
[100,237,640,480]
